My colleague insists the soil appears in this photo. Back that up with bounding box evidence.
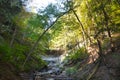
[0,61,21,80]
[72,34,120,80]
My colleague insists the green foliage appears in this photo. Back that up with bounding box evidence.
[69,48,88,61]
[24,57,47,71]
[28,15,44,29]
[0,39,12,60]
[0,0,120,74]
[0,35,46,71]
[11,43,47,71]
[66,67,77,76]
[39,3,61,17]
[0,0,48,72]
[0,0,22,23]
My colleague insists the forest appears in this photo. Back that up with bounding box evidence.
[0,0,120,80]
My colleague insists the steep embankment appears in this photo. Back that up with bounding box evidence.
[72,33,120,80]
[91,34,120,80]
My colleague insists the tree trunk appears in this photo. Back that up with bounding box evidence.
[10,28,17,47]
[102,8,111,38]
[72,10,92,44]
[97,39,103,57]
[102,7,114,52]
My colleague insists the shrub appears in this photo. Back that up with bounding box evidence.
[66,67,77,76]
[69,47,88,61]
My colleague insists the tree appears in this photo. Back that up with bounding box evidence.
[22,3,76,68]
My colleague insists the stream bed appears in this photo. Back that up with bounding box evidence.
[34,55,73,80]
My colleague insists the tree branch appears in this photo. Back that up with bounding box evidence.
[72,9,92,43]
